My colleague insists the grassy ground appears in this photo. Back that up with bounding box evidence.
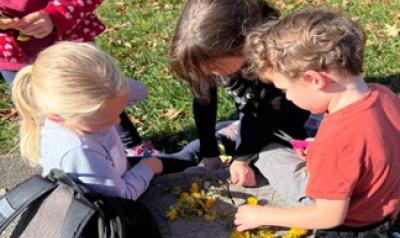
[0,0,399,154]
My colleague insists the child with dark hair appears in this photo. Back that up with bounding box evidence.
[170,0,310,194]
[235,8,400,236]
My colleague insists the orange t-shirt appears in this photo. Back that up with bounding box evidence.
[305,84,400,227]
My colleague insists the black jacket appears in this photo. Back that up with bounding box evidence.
[193,72,310,161]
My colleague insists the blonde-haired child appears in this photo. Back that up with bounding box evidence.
[235,8,400,236]
[12,42,163,200]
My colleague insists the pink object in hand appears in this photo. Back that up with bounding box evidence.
[273,130,311,150]
[290,139,311,150]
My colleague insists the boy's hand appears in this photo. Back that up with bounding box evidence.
[18,11,54,39]
[294,137,315,159]
[235,204,265,231]
[140,157,163,175]
[230,160,256,187]
[0,18,21,30]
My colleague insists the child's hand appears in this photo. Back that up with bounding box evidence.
[230,160,256,187]
[0,18,21,30]
[17,11,54,39]
[140,157,163,175]
[234,204,265,231]
[294,137,315,159]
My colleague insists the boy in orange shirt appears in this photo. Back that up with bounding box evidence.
[235,8,400,236]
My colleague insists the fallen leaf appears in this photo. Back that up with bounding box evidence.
[128,115,141,124]
[103,23,128,34]
[124,42,132,48]
[0,108,18,121]
[273,0,287,9]
[390,11,400,25]
[162,108,182,120]
[384,24,399,37]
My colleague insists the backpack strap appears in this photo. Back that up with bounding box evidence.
[0,175,56,234]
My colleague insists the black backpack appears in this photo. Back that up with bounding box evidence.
[0,169,161,238]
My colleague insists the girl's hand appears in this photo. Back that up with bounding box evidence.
[230,160,256,187]
[235,204,266,232]
[0,18,21,30]
[17,11,54,39]
[140,157,163,175]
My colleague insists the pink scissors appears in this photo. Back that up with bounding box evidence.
[273,130,311,150]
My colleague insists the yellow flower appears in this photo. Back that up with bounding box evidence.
[166,208,178,220]
[258,229,275,238]
[205,198,215,208]
[17,34,30,42]
[219,155,232,163]
[203,211,217,221]
[282,227,308,238]
[179,192,190,202]
[246,196,258,205]
[191,182,199,193]
[191,192,201,198]
[230,230,245,238]
[243,231,252,238]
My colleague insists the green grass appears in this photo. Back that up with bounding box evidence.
[0,0,399,154]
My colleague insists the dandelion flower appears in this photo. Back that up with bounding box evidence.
[191,182,199,193]
[247,196,258,205]
[166,208,178,221]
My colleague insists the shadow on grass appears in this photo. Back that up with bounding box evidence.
[149,112,238,153]
[365,73,400,93]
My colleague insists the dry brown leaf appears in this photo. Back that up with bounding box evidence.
[390,11,400,25]
[103,23,128,34]
[311,0,324,5]
[136,66,145,76]
[0,108,18,121]
[273,0,287,9]
[384,24,399,38]
[124,42,132,48]
[360,0,373,8]
[164,4,172,10]
[128,115,142,124]
[162,108,182,120]
[116,7,127,16]
[364,22,378,32]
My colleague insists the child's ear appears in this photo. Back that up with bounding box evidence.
[47,114,65,124]
[303,70,328,90]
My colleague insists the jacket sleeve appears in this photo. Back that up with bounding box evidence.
[233,112,266,162]
[233,82,309,162]
[41,0,104,35]
[60,148,154,200]
[193,87,219,158]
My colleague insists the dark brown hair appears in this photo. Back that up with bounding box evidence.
[246,8,366,81]
[170,0,279,98]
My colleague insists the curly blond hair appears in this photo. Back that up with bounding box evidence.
[245,8,366,81]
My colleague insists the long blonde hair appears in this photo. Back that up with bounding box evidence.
[12,42,128,165]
